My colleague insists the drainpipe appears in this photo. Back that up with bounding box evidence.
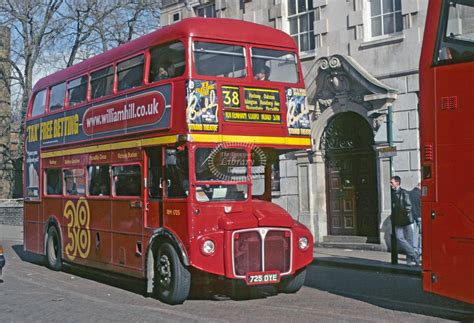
[387,105,398,264]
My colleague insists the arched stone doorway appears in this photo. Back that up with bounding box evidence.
[322,112,379,242]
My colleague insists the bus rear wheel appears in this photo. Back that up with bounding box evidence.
[279,268,306,293]
[46,226,62,271]
[153,242,191,304]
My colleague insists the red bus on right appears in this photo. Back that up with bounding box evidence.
[420,0,474,304]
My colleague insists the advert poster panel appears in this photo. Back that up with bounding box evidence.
[244,88,280,112]
[286,88,310,136]
[186,80,219,132]
[25,118,40,199]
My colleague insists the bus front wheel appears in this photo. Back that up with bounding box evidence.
[154,242,191,304]
[279,268,306,293]
[46,226,62,271]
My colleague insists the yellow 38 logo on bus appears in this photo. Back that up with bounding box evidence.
[64,198,91,260]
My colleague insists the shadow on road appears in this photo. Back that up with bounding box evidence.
[304,264,474,321]
[12,244,45,266]
[11,244,275,303]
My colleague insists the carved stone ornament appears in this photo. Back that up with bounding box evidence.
[329,56,341,69]
[371,114,386,132]
[313,98,334,121]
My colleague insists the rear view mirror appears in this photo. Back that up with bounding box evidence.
[165,149,177,166]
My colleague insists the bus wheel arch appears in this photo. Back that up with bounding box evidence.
[146,229,191,301]
[45,224,63,271]
[279,268,306,293]
[43,217,62,255]
[153,242,191,304]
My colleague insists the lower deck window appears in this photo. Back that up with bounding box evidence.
[88,165,110,196]
[64,168,86,196]
[113,165,141,196]
[45,169,62,195]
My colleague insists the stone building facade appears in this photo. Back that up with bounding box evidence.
[0,26,12,199]
[160,0,427,250]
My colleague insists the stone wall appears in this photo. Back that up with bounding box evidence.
[0,199,23,226]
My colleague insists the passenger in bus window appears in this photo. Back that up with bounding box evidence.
[254,65,270,81]
[167,64,176,78]
[158,67,169,80]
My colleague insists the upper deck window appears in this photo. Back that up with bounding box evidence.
[117,54,144,91]
[251,48,298,83]
[193,42,246,78]
[91,66,114,99]
[149,42,185,82]
[31,89,47,117]
[68,76,88,107]
[436,1,474,63]
[49,82,66,111]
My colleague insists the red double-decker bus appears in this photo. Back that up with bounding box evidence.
[420,0,474,304]
[23,18,313,304]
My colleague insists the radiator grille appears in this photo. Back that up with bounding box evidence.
[234,231,262,276]
[264,231,291,273]
[232,228,292,277]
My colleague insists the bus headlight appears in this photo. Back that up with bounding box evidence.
[201,240,215,256]
[298,237,309,251]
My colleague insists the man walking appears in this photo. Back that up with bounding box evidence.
[390,176,419,265]
[409,182,422,255]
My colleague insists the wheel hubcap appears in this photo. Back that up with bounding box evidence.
[159,254,171,287]
[48,235,57,264]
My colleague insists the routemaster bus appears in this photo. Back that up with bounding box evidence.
[24,18,313,304]
[420,0,474,304]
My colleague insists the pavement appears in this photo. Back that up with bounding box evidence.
[312,246,421,276]
[0,224,23,241]
[0,224,421,276]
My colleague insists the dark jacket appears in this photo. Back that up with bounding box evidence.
[409,187,421,222]
[391,188,414,226]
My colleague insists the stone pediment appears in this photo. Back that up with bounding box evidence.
[313,55,398,117]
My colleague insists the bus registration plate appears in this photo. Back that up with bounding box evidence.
[245,271,280,285]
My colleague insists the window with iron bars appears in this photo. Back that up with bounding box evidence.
[195,3,216,18]
[288,0,315,52]
[369,0,402,38]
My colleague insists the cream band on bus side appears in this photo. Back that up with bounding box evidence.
[64,198,91,260]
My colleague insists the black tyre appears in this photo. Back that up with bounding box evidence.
[279,268,306,294]
[46,226,62,271]
[153,242,191,304]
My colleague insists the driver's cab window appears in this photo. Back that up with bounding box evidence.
[147,148,163,199]
[436,1,474,63]
[165,147,189,198]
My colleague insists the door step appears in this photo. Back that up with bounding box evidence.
[323,235,368,243]
[318,236,383,251]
